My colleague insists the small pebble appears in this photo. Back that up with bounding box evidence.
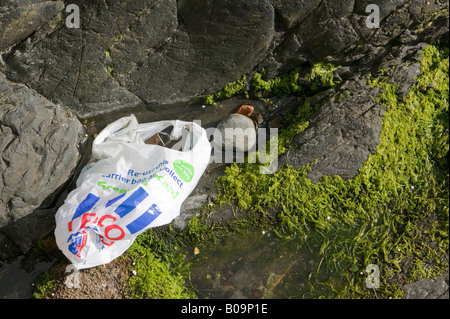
[215,113,256,153]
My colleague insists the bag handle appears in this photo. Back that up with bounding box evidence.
[93,115,207,157]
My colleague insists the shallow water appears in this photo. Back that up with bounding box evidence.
[187,230,325,299]
[0,257,55,299]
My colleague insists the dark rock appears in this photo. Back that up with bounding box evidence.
[171,194,209,232]
[279,76,385,183]
[270,0,321,29]
[0,71,84,257]
[3,0,275,118]
[262,0,448,77]
[353,0,408,20]
[250,111,264,127]
[0,231,21,262]
[0,0,64,52]
[278,36,437,183]
[1,208,56,255]
[403,271,449,299]
[275,4,449,183]
[3,0,446,118]
[387,61,422,98]
[266,113,281,129]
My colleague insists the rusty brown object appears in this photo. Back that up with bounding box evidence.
[235,104,254,116]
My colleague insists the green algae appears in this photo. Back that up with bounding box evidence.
[32,44,447,299]
[209,43,449,298]
[126,233,196,299]
[32,271,56,299]
[304,62,338,92]
[125,44,448,299]
[203,62,338,106]
[203,75,248,106]
[252,63,338,97]
[252,67,304,97]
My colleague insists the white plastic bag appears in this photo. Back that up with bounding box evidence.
[55,115,211,269]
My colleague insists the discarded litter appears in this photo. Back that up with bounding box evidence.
[55,115,211,269]
[235,104,254,116]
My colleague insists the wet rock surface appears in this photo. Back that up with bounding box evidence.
[2,0,275,118]
[0,0,64,52]
[1,0,447,118]
[279,30,438,182]
[403,271,449,299]
[279,76,385,183]
[0,71,84,260]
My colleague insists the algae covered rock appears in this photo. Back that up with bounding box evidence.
[279,76,385,183]
[3,0,275,118]
[3,0,447,118]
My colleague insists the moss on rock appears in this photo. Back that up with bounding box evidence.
[32,44,448,299]
[210,44,449,298]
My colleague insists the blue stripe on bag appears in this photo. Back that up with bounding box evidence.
[105,193,127,208]
[114,187,149,218]
[71,193,100,220]
[126,203,162,234]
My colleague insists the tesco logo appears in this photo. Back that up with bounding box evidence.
[66,187,162,257]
